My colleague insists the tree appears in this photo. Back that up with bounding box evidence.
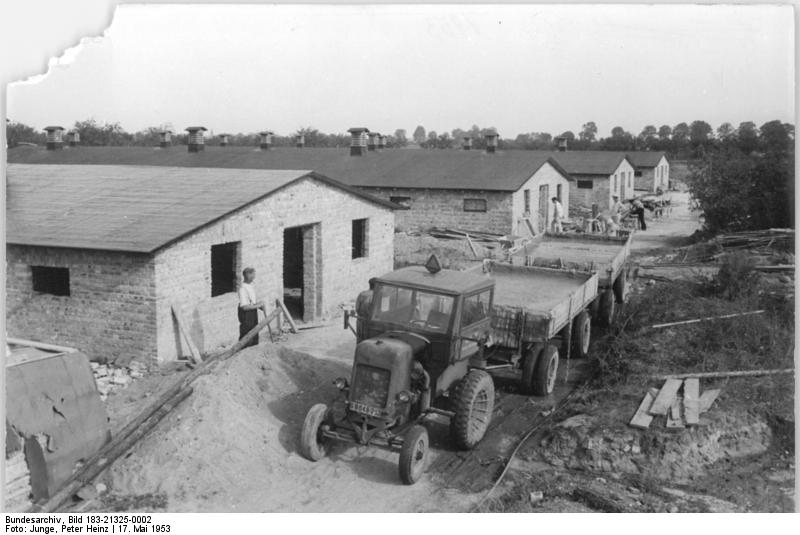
[436,132,453,149]
[689,120,713,150]
[671,122,690,155]
[425,130,437,149]
[73,118,133,146]
[393,129,408,147]
[658,124,672,140]
[600,126,634,151]
[736,121,759,154]
[638,125,658,150]
[579,121,598,143]
[758,120,793,153]
[716,122,735,143]
[412,125,426,145]
[6,120,45,147]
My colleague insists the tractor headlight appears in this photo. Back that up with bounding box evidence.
[397,391,411,403]
[333,377,349,390]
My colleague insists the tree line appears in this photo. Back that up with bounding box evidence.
[7,118,793,161]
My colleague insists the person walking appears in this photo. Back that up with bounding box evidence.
[238,267,267,347]
[550,196,564,233]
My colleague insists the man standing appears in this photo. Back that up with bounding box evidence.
[238,267,267,347]
[631,198,647,231]
[610,194,623,226]
[550,196,564,233]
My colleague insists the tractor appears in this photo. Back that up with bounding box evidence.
[299,255,495,484]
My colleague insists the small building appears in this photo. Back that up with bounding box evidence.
[627,151,670,193]
[185,126,207,152]
[6,164,396,364]
[43,126,65,151]
[550,151,635,216]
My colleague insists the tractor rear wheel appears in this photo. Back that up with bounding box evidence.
[450,370,495,450]
[571,311,591,358]
[299,403,332,461]
[398,425,429,485]
[532,345,560,396]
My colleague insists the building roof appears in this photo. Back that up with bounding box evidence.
[626,151,668,168]
[6,145,574,192]
[373,265,492,295]
[548,151,633,176]
[6,164,398,254]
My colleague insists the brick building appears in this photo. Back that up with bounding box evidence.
[6,164,396,364]
[627,151,670,193]
[549,151,635,216]
[8,143,573,236]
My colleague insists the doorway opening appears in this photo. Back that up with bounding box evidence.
[283,224,321,322]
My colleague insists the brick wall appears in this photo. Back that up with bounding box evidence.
[154,177,394,361]
[510,163,572,235]
[636,168,656,192]
[5,245,157,364]
[569,175,612,217]
[357,187,513,235]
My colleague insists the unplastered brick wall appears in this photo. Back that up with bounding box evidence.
[154,176,394,361]
[358,187,513,234]
[569,175,612,218]
[5,245,157,364]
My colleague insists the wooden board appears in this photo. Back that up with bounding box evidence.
[648,378,683,415]
[171,305,202,364]
[699,389,721,413]
[666,396,685,428]
[683,378,700,425]
[276,300,298,333]
[629,389,657,429]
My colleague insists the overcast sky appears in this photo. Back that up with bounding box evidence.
[6,3,795,139]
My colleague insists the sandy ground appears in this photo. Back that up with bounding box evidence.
[629,191,701,253]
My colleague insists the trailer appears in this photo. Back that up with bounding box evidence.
[475,261,599,395]
[506,232,632,326]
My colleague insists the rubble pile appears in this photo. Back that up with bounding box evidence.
[91,361,147,400]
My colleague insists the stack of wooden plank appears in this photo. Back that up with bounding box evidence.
[630,377,720,430]
[428,227,504,243]
[4,450,33,512]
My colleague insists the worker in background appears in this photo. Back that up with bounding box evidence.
[610,194,623,226]
[238,267,267,347]
[597,212,619,236]
[631,198,647,231]
[550,196,564,233]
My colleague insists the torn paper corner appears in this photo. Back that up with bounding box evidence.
[11,5,119,87]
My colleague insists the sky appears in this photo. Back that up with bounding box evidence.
[6,3,796,139]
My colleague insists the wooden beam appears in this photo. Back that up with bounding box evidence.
[648,378,682,416]
[465,233,480,259]
[5,337,78,354]
[171,305,202,364]
[683,378,700,425]
[651,310,764,330]
[653,368,794,381]
[666,397,685,429]
[629,388,657,429]
[699,389,721,413]
[276,299,298,333]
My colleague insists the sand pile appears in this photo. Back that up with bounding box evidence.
[106,344,349,511]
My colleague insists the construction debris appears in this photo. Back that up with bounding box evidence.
[629,377,727,430]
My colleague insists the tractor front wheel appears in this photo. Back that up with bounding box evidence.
[398,425,429,485]
[450,370,495,450]
[299,403,332,461]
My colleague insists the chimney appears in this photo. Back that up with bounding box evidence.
[219,133,230,147]
[556,136,568,152]
[347,127,369,156]
[159,130,172,148]
[484,130,499,154]
[258,131,273,150]
[462,136,473,150]
[295,134,305,148]
[185,126,207,152]
[377,134,386,150]
[43,126,65,151]
[368,132,380,151]
[67,130,80,147]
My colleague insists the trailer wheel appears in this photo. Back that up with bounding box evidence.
[299,403,332,461]
[599,289,616,327]
[450,370,495,450]
[572,311,591,358]
[533,345,560,396]
[612,271,628,304]
[399,425,429,485]
[521,343,545,395]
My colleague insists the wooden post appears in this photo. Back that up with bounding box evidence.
[171,305,202,363]
[276,299,298,333]
[684,378,700,425]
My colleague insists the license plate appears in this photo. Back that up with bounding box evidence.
[349,401,382,417]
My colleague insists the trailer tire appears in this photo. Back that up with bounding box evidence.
[599,288,616,327]
[533,345,560,396]
[300,403,332,462]
[613,271,628,304]
[572,311,591,358]
[450,370,495,450]
[521,343,546,395]
[399,425,429,485]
